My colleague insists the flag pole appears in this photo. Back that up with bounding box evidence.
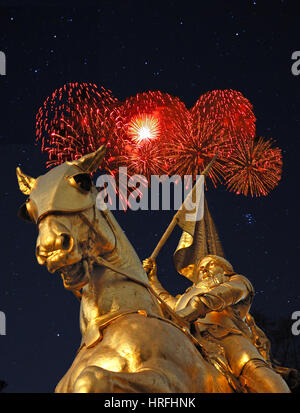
[149,153,218,260]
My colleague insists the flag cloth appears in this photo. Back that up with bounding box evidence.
[173,176,224,283]
[176,175,205,232]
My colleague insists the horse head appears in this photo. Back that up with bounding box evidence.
[16,146,117,293]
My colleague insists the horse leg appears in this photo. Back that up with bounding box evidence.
[73,366,173,393]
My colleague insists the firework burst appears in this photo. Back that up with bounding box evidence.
[127,113,160,144]
[35,85,282,202]
[191,89,256,145]
[113,91,191,181]
[35,82,137,209]
[35,82,119,171]
[165,117,232,187]
[166,89,256,187]
[165,89,257,187]
[224,137,282,197]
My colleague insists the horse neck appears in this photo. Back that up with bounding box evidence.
[99,209,149,285]
[80,209,161,329]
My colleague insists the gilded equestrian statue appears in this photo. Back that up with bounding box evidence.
[16,146,237,393]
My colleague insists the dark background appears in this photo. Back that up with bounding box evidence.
[0,0,299,392]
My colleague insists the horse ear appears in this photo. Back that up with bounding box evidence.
[71,145,106,174]
[16,167,37,195]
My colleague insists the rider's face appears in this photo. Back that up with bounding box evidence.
[197,258,224,281]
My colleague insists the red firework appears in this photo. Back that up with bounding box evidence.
[165,89,256,187]
[191,89,256,145]
[128,113,160,144]
[113,91,191,181]
[224,137,282,197]
[165,117,232,187]
[35,85,282,203]
[35,82,119,172]
[35,82,137,209]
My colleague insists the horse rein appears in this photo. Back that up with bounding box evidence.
[77,206,198,341]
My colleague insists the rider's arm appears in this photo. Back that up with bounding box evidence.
[176,274,254,322]
[199,274,254,312]
[143,258,178,310]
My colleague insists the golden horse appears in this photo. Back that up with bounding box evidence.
[16,146,234,393]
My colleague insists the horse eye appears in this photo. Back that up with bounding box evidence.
[72,173,92,192]
[17,202,33,223]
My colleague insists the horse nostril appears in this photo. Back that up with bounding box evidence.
[60,233,73,251]
[36,246,47,265]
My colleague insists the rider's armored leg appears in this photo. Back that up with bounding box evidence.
[239,358,290,393]
[217,334,290,393]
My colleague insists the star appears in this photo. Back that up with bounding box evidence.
[243,213,255,225]
[2,1,298,392]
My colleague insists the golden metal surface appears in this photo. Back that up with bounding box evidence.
[16,146,290,393]
[145,255,290,392]
[16,147,235,393]
[173,200,225,283]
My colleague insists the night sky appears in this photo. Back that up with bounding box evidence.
[0,0,300,393]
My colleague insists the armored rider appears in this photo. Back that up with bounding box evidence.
[143,255,290,393]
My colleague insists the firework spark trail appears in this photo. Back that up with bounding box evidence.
[165,89,258,188]
[36,82,119,168]
[191,89,256,145]
[36,85,282,203]
[165,117,231,187]
[113,90,191,181]
[35,82,137,209]
[128,113,160,144]
[224,137,282,197]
